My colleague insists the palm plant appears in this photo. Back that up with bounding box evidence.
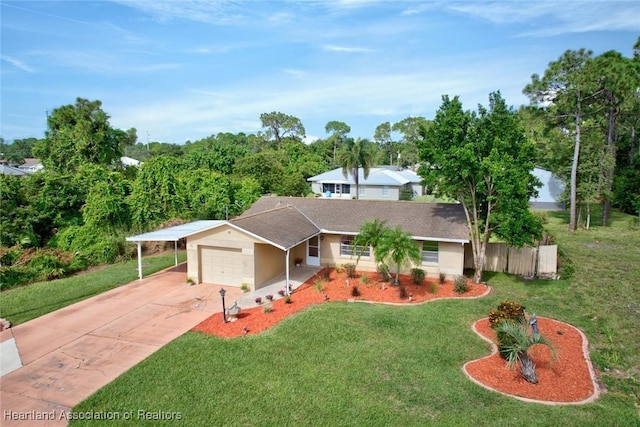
[338,137,376,199]
[352,219,387,262]
[375,226,422,285]
[493,321,555,384]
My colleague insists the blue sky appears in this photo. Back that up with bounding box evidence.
[1,1,638,145]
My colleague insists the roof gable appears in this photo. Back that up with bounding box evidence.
[242,196,469,242]
[231,206,320,250]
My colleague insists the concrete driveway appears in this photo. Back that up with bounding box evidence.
[0,264,241,427]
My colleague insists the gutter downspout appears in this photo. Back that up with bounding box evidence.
[136,241,143,280]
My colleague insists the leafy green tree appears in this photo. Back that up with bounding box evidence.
[80,166,132,231]
[230,177,262,217]
[0,176,38,246]
[259,111,306,148]
[0,137,39,164]
[392,117,430,167]
[233,150,286,194]
[524,49,595,232]
[418,92,542,284]
[180,170,231,219]
[590,50,640,225]
[129,156,185,229]
[35,98,136,173]
[183,134,248,175]
[373,121,394,165]
[325,120,351,165]
[338,137,376,199]
[375,226,422,285]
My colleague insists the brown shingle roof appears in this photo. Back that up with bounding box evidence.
[231,205,320,250]
[240,196,469,242]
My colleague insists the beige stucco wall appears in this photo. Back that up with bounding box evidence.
[187,224,258,288]
[319,234,465,278]
[254,243,285,289]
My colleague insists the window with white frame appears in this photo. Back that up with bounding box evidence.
[340,235,370,257]
[422,241,439,263]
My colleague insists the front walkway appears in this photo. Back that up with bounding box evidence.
[0,264,242,427]
[236,265,322,308]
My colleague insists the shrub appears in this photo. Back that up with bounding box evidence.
[278,289,285,296]
[627,217,639,230]
[322,267,331,282]
[284,296,292,304]
[343,263,357,278]
[360,273,370,285]
[439,272,446,284]
[314,278,324,293]
[265,294,273,301]
[411,268,425,285]
[532,211,549,225]
[255,297,262,304]
[430,282,439,294]
[351,285,360,297]
[263,304,273,313]
[398,286,407,299]
[453,275,468,293]
[488,301,526,328]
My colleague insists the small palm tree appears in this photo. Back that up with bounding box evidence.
[338,137,376,199]
[493,321,555,384]
[375,226,422,285]
[352,219,387,262]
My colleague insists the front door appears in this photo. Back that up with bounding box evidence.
[307,235,320,266]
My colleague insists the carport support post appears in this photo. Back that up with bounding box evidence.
[285,248,290,295]
[174,240,178,266]
[136,241,143,280]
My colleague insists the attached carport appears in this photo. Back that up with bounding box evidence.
[126,220,226,280]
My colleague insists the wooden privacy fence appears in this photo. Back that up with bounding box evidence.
[464,243,557,278]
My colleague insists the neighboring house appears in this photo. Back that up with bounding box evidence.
[0,164,28,176]
[308,166,423,200]
[127,196,469,291]
[530,167,565,210]
[16,158,44,174]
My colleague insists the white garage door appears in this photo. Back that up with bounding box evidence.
[200,246,243,286]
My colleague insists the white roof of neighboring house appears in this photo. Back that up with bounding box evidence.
[120,156,142,167]
[0,164,28,176]
[308,167,422,187]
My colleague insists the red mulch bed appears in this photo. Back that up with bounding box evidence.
[192,270,488,338]
[464,317,598,403]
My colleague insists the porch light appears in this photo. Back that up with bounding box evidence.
[219,288,227,323]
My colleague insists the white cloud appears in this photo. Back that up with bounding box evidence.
[447,1,640,36]
[30,50,180,75]
[114,0,245,25]
[322,44,374,53]
[1,55,36,73]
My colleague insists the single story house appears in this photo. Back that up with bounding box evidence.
[308,166,423,200]
[530,167,565,210]
[0,164,28,176]
[128,196,469,291]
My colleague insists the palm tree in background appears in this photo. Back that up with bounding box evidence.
[338,137,376,199]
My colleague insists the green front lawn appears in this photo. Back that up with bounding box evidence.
[0,252,186,325]
[71,209,640,426]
